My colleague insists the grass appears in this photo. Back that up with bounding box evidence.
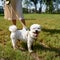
[0,14,60,60]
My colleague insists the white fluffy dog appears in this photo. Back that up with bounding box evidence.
[9,24,41,53]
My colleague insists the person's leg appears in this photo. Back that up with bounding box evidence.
[11,0,16,25]
[12,19,16,25]
[16,0,26,28]
[20,19,26,27]
[20,18,28,30]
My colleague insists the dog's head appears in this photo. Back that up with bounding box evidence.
[30,24,41,39]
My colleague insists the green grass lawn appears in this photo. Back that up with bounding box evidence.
[0,14,60,60]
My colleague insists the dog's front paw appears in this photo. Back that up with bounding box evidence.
[13,47,17,50]
[29,50,33,53]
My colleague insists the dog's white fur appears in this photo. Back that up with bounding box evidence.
[9,24,41,52]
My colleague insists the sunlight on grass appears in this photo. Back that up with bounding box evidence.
[0,14,60,60]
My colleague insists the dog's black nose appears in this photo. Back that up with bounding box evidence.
[35,30,38,33]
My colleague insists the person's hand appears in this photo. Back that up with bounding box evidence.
[5,1,10,5]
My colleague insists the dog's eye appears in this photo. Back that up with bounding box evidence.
[38,28,40,29]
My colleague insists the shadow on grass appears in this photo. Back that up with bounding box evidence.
[33,43,60,55]
[42,28,60,34]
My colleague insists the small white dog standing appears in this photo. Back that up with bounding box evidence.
[9,24,41,53]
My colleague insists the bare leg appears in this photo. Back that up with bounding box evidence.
[12,19,26,27]
[20,19,26,27]
[12,19,16,25]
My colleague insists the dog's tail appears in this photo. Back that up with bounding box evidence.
[9,25,17,32]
